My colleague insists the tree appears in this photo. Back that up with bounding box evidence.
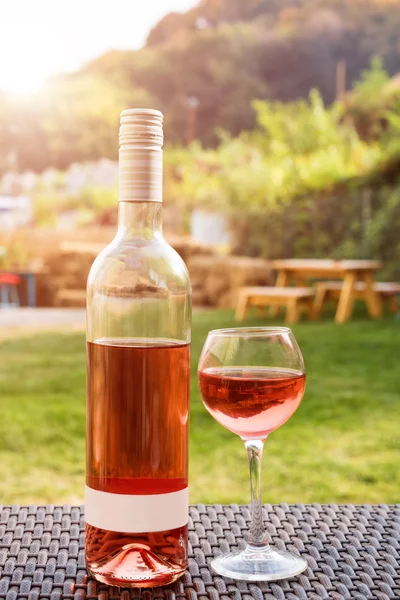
[3,0,400,169]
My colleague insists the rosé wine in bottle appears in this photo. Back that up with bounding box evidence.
[85,110,191,587]
[198,367,305,440]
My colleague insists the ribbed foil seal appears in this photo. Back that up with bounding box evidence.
[118,109,163,202]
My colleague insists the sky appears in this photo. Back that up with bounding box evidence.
[0,0,197,93]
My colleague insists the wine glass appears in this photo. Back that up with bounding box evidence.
[198,326,307,581]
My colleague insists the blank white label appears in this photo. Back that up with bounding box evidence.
[85,485,189,533]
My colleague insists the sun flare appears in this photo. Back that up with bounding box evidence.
[0,23,55,94]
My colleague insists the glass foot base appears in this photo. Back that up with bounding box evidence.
[211,544,307,582]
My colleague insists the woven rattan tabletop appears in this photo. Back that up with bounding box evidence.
[0,503,399,600]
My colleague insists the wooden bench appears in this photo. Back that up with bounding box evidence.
[235,286,314,324]
[312,281,400,318]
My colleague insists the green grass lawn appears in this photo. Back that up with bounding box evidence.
[0,309,399,505]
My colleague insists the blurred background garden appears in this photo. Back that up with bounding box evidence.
[0,0,399,505]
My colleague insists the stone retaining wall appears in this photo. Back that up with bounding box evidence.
[1,227,272,308]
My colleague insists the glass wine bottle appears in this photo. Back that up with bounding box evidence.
[85,109,191,588]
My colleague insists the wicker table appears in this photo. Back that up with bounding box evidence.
[0,504,399,600]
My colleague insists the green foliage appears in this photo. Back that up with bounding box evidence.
[165,87,380,210]
[345,56,400,139]
[161,69,400,276]
[32,193,58,227]
[32,186,117,226]
[41,74,134,168]
[73,186,117,212]
[0,238,30,268]
[366,186,400,280]
[352,57,390,104]
[253,90,343,154]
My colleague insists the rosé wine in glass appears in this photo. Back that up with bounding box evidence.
[198,366,305,440]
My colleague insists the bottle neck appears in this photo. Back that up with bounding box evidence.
[117,202,162,239]
[118,145,163,203]
[117,142,163,239]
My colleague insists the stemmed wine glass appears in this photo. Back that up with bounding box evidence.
[198,326,307,581]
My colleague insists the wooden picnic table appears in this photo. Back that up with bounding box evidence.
[0,503,399,599]
[272,259,383,323]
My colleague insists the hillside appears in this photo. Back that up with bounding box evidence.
[1,0,400,171]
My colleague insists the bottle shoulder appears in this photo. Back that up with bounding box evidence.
[87,235,191,292]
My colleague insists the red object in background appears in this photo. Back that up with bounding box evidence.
[0,273,21,285]
[0,272,22,306]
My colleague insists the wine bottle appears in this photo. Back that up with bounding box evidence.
[85,109,191,588]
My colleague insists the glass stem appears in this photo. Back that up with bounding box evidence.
[245,439,268,547]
